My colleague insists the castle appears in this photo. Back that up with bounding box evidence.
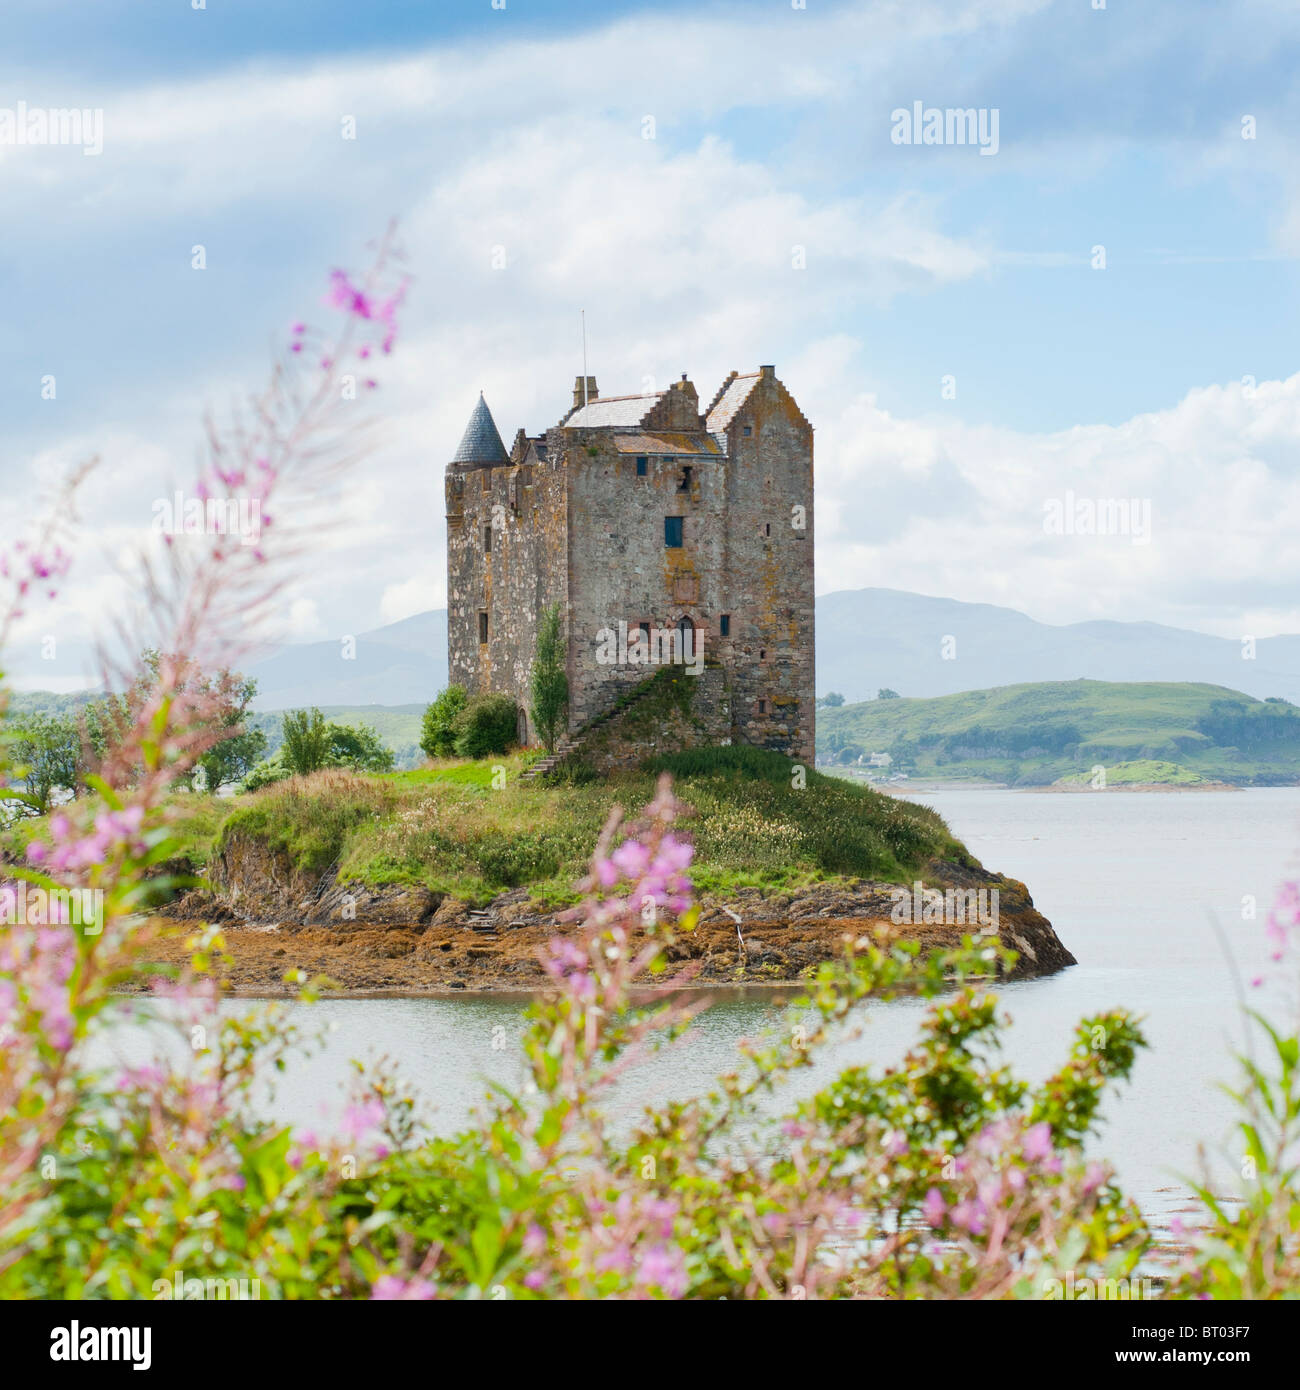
[444,367,814,763]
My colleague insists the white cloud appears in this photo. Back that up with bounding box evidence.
[813,370,1300,636]
[380,571,443,626]
[286,597,327,640]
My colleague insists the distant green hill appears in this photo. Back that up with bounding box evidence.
[817,680,1300,786]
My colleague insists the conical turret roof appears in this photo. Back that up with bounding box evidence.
[451,393,509,464]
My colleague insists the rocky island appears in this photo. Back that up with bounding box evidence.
[143,747,1075,995]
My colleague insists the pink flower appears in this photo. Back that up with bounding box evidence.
[371,1275,437,1301]
[644,1198,678,1239]
[635,1244,687,1298]
[922,1187,947,1226]
[882,1129,908,1158]
[523,1224,547,1258]
[610,838,651,881]
[651,834,694,876]
[949,1200,987,1235]
[116,1063,167,1090]
[1021,1122,1053,1163]
[340,1098,386,1143]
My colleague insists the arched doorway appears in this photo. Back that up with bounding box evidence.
[676,615,697,666]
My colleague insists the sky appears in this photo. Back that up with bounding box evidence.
[2,0,1299,687]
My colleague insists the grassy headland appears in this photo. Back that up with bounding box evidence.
[818,680,1300,786]
[174,745,970,908]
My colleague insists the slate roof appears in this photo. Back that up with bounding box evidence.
[451,393,510,464]
[564,392,665,429]
[704,371,761,435]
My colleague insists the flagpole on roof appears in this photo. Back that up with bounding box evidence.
[581,310,588,407]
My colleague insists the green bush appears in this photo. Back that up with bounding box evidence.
[452,694,518,759]
[281,708,332,775]
[420,685,468,759]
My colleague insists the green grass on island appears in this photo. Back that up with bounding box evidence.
[152,746,971,908]
[1053,759,1212,787]
[818,679,1300,787]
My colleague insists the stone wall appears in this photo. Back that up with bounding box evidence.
[714,368,816,762]
[445,450,568,742]
[560,381,731,730]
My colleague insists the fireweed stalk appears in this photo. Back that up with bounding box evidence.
[0,234,411,1290]
[1168,878,1300,1298]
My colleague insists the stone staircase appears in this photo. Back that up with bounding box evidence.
[518,734,581,782]
[518,678,663,782]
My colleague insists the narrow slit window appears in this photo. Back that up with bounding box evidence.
[483,525,492,554]
[478,612,489,644]
[664,516,684,548]
[764,522,771,537]
[481,469,491,495]
[757,699,767,715]
[720,614,731,637]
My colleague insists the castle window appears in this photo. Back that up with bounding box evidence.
[664,516,684,548]
[764,522,771,537]
[481,469,491,495]
[758,699,767,715]
[760,649,766,660]
[639,621,651,643]
[635,456,648,477]
[483,525,492,554]
[478,612,489,644]
[677,466,692,492]
[720,614,731,637]
[743,426,752,437]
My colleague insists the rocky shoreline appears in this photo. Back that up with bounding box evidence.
[148,835,1076,995]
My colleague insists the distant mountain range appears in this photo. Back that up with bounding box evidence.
[8,590,1299,710]
[245,611,448,711]
[815,589,1300,706]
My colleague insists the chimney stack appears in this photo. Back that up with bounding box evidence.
[572,375,598,409]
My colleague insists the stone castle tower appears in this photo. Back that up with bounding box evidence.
[444,367,814,762]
